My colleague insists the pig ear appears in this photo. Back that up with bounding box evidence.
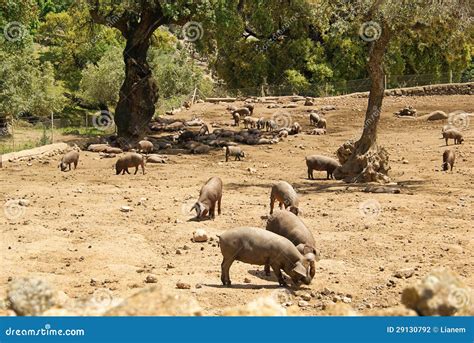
[190,203,197,213]
[302,245,316,256]
[292,262,307,278]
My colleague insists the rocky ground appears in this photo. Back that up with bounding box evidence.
[0,94,473,315]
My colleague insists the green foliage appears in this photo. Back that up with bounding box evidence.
[79,46,124,106]
[37,6,122,90]
[0,43,66,119]
[284,69,310,93]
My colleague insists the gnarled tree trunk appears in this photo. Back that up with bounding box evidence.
[334,24,392,183]
[115,39,158,144]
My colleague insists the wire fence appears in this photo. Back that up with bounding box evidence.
[0,72,472,154]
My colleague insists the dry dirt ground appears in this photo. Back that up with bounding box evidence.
[1,94,473,315]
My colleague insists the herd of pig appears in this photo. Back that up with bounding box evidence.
[55,103,466,287]
[191,176,318,287]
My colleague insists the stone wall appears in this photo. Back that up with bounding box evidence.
[352,82,474,98]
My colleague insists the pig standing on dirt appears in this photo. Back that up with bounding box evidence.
[191,177,223,220]
[59,150,80,172]
[442,149,455,171]
[306,155,341,180]
[137,140,154,153]
[218,227,315,287]
[115,152,145,175]
[442,129,464,145]
[270,181,299,215]
[225,146,245,162]
[266,211,319,278]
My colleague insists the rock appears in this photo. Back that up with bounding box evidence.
[321,105,336,111]
[176,249,182,255]
[183,245,191,250]
[244,278,251,283]
[247,167,257,174]
[300,293,312,301]
[105,286,202,316]
[298,300,309,307]
[7,278,55,316]
[120,206,131,212]
[322,303,358,316]
[394,268,415,279]
[222,297,286,316]
[426,110,448,121]
[395,106,417,117]
[401,268,472,316]
[145,275,158,284]
[176,282,191,290]
[363,306,418,316]
[342,296,352,303]
[18,199,29,207]
[192,229,208,243]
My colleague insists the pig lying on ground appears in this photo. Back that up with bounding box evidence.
[218,227,315,287]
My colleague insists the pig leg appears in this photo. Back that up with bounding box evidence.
[221,258,233,286]
[307,168,312,180]
[445,138,448,145]
[271,264,288,287]
[264,263,271,276]
[134,166,139,175]
[270,196,275,214]
[226,154,229,162]
[217,196,222,215]
[125,168,130,174]
[68,163,72,171]
[141,162,145,175]
[278,201,283,210]
[73,160,78,169]
[326,170,330,180]
[210,203,216,219]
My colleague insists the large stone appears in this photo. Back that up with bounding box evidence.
[426,110,448,121]
[7,278,55,316]
[192,229,208,243]
[401,268,472,316]
[222,296,287,316]
[105,286,202,316]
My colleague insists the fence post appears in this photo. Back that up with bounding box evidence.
[191,87,197,105]
[11,118,15,151]
[51,112,54,143]
[384,74,388,89]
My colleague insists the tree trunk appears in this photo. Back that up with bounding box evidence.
[334,25,391,183]
[114,39,158,146]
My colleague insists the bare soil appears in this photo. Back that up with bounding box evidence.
[1,94,473,315]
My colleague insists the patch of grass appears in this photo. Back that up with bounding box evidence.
[60,127,107,136]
